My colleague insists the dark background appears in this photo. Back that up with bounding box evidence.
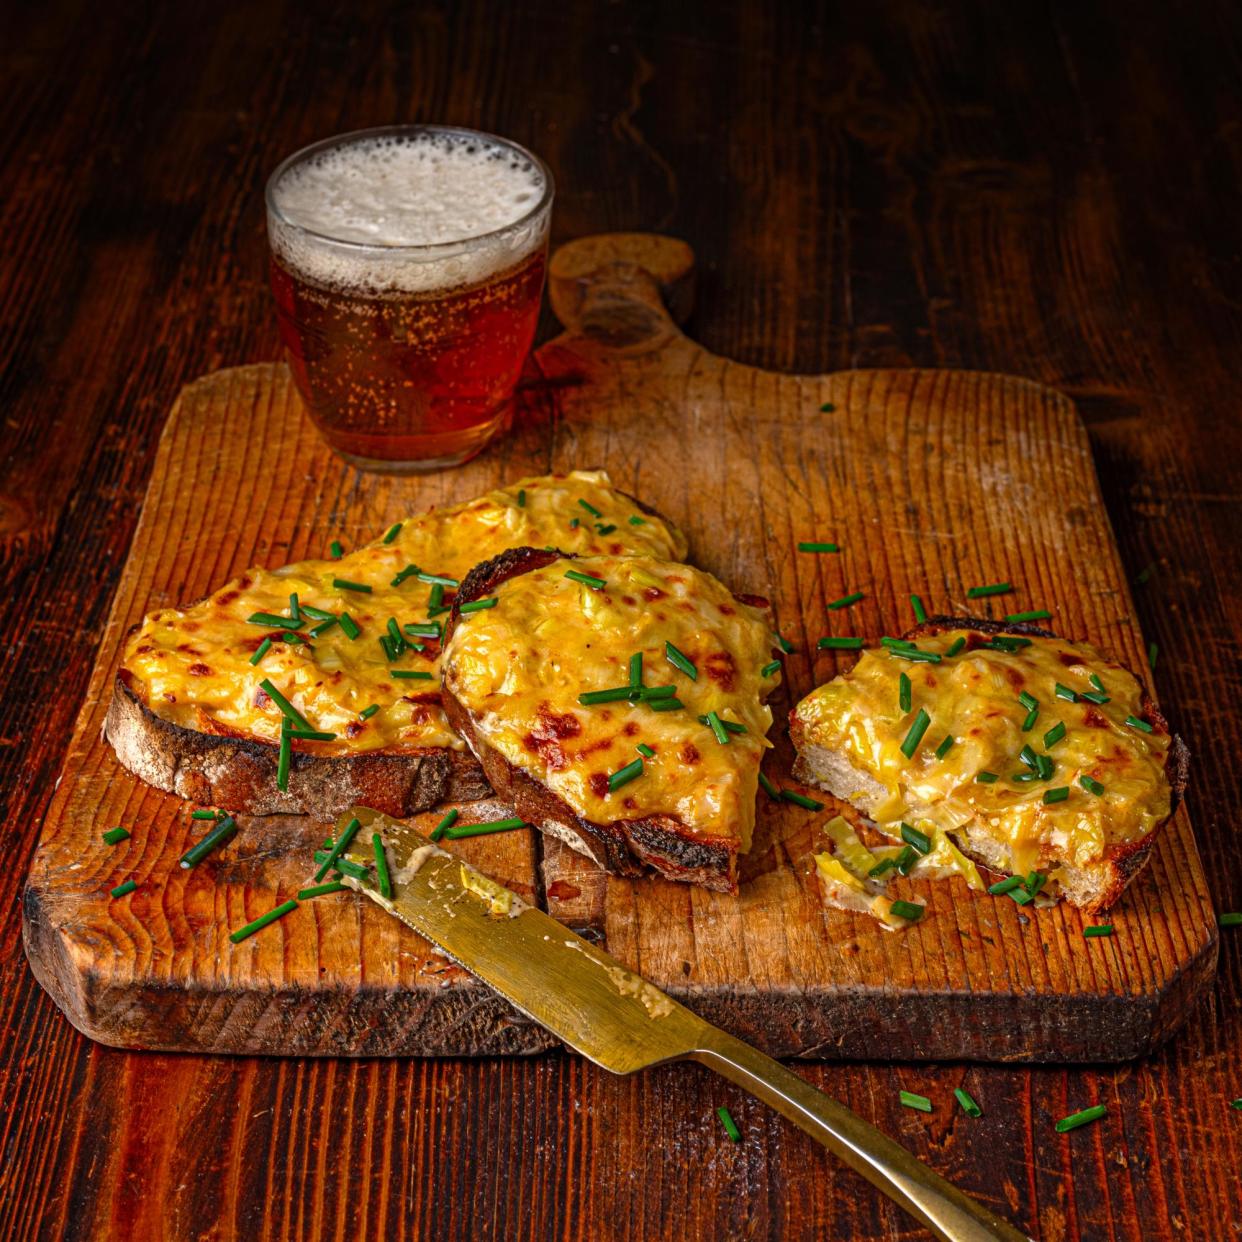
[2,1,1240,1238]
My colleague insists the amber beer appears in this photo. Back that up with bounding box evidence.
[266,126,553,471]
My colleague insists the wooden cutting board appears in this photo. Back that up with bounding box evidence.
[23,233,1217,1062]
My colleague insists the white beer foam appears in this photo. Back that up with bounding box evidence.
[269,131,549,295]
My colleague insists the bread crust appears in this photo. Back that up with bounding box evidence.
[442,546,754,892]
[789,615,1189,912]
[105,671,490,816]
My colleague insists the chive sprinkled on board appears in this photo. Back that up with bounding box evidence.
[758,771,780,801]
[705,712,731,745]
[1084,924,1114,938]
[665,641,698,680]
[818,636,863,650]
[431,809,458,842]
[190,809,219,820]
[934,735,955,760]
[954,1088,982,1117]
[565,569,607,590]
[945,636,966,658]
[901,822,931,854]
[899,672,912,713]
[776,633,795,654]
[311,850,368,880]
[976,771,999,783]
[329,540,344,559]
[372,833,393,898]
[1055,1105,1106,1133]
[910,594,927,624]
[761,659,781,678]
[298,881,347,900]
[1054,683,1078,702]
[1005,609,1051,623]
[1026,871,1047,898]
[260,678,312,730]
[459,598,497,613]
[780,790,825,811]
[966,583,1011,599]
[338,613,360,640]
[1125,715,1154,733]
[608,758,644,791]
[900,709,931,759]
[890,900,924,922]
[827,591,864,610]
[276,723,291,791]
[315,817,361,882]
[1043,721,1067,749]
[230,899,299,945]
[102,826,130,845]
[180,815,238,868]
[111,879,137,898]
[988,875,1024,896]
[333,578,372,594]
[445,817,526,840]
[899,1091,932,1113]
[1043,786,1070,804]
[717,1106,741,1142]
[797,541,840,553]
[1146,641,1159,669]
[1009,886,1034,906]
[819,401,836,412]
[1080,775,1106,796]
[1219,912,1242,927]
[383,522,402,544]
[1136,563,1156,584]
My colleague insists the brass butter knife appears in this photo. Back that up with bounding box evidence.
[339,808,1027,1242]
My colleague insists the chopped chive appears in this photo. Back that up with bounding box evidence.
[628,514,647,526]
[1219,912,1242,927]
[818,636,864,651]
[417,571,459,588]
[190,809,219,821]
[901,822,932,854]
[1136,563,1156,584]
[1019,745,1039,770]
[895,845,919,876]
[595,523,616,535]
[298,881,347,900]
[338,613,360,640]
[110,879,137,898]
[717,1106,741,1142]
[934,735,955,760]
[333,578,372,594]
[1080,775,1106,796]
[405,622,441,639]
[565,569,607,590]
[309,617,338,638]
[819,401,836,412]
[899,672,912,713]
[776,633,795,654]
[1084,924,1114,938]
[984,636,1032,652]
[976,771,1000,784]
[1055,1105,1106,1133]
[300,604,335,621]
[1035,753,1054,780]
[315,817,362,882]
[249,637,273,666]
[868,857,897,878]
[1021,706,1039,732]
[359,704,380,721]
[431,809,458,842]
[899,1091,932,1113]
[665,641,698,680]
[1026,871,1047,898]
[988,875,1024,895]
[247,611,294,627]
[1125,715,1154,734]
[329,540,344,559]
[428,583,445,610]
[1018,692,1039,711]
[900,708,931,759]
[1080,690,1110,705]
[1054,683,1078,702]
[1009,886,1034,906]
[608,758,644,791]
[276,723,291,791]
[577,498,602,518]
[647,697,685,712]
[780,790,825,811]
[628,652,643,687]
[1232,1098,1242,1109]
[1089,673,1106,692]
[1148,642,1158,670]
[881,636,918,650]
[1044,721,1066,748]
[229,899,299,945]
[1011,771,1041,783]
[761,659,781,678]
[279,631,306,645]
[890,900,924,922]
[758,771,781,801]
[637,743,656,758]
[391,670,434,680]
[705,712,731,746]
[372,833,393,898]
[966,583,1011,599]
[798,541,839,553]
[579,686,635,705]
[945,636,966,658]
[444,817,526,840]
[910,594,927,623]
[311,849,367,880]
[180,815,238,868]
[1004,610,1051,623]
[102,826,130,845]
[459,598,497,614]
[383,522,402,544]
[698,714,746,734]
[288,593,301,625]
[259,678,312,730]
[568,518,580,529]
[954,1088,982,1117]
[827,591,864,610]
[1043,786,1070,804]
[892,648,942,664]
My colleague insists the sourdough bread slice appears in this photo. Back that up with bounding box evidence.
[440,547,781,892]
[790,617,1188,912]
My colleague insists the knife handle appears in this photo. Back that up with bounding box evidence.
[690,1033,1028,1241]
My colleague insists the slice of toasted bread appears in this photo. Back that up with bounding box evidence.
[106,472,688,815]
[440,547,781,892]
[790,617,1188,912]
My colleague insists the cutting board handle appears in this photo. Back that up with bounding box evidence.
[548,232,695,352]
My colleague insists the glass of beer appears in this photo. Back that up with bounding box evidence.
[265,125,553,472]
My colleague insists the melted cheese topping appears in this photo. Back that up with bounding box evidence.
[121,472,687,753]
[794,629,1172,872]
[442,556,779,848]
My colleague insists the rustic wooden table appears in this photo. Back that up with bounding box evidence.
[2,2,1239,1238]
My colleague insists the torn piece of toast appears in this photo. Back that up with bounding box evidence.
[440,548,781,891]
[789,617,1188,912]
[106,471,687,816]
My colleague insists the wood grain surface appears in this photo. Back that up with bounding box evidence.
[2,0,1241,1238]
[23,248,1216,1063]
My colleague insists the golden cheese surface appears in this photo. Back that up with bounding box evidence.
[793,629,1172,871]
[442,556,779,848]
[121,472,687,752]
